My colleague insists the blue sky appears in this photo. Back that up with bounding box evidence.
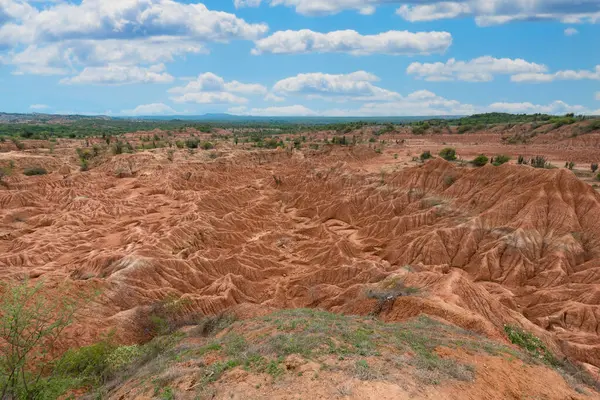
[0,0,599,116]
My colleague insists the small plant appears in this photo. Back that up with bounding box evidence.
[565,161,575,170]
[420,151,432,161]
[471,155,489,167]
[201,142,214,150]
[394,153,398,160]
[23,167,48,176]
[273,175,283,186]
[504,325,557,365]
[80,159,89,172]
[517,155,526,165]
[185,138,199,149]
[531,156,550,169]
[493,155,511,166]
[591,163,598,173]
[439,148,457,161]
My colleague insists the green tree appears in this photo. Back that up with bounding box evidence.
[0,281,82,399]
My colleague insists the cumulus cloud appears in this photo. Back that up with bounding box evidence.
[0,0,268,82]
[60,64,174,85]
[487,100,589,114]
[0,0,268,47]
[122,103,178,116]
[169,72,267,104]
[272,71,401,102]
[252,29,452,56]
[564,27,579,36]
[511,65,600,82]
[230,95,598,117]
[407,56,547,82]
[236,0,600,25]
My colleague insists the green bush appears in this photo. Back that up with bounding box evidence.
[185,138,199,149]
[23,167,48,176]
[493,155,511,166]
[201,142,214,150]
[439,148,457,161]
[504,325,557,365]
[591,163,598,173]
[471,155,489,167]
[420,151,432,161]
[531,156,550,169]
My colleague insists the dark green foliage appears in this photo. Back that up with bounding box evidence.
[591,163,598,173]
[185,138,199,149]
[439,148,457,161]
[23,167,47,176]
[566,161,575,170]
[471,155,489,167]
[201,141,214,150]
[420,151,432,161]
[518,155,526,165]
[493,155,511,166]
[531,156,551,169]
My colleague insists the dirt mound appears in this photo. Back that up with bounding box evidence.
[103,309,591,400]
[2,145,600,380]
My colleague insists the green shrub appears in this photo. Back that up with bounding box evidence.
[439,148,457,161]
[504,326,557,365]
[591,163,598,173]
[201,141,214,150]
[471,155,489,167]
[23,167,48,176]
[185,138,199,149]
[493,155,511,166]
[420,151,432,161]
[517,155,526,165]
[531,156,550,169]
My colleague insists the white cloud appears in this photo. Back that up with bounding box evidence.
[237,0,600,25]
[122,103,178,116]
[511,65,600,83]
[29,104,49,110]
[0,0,268,47]
[265,93,285,102]
[272,71,401,102]
[229,105,318,116]
[487,100,589,114]
[564,27,579,36]
[169,72,266,104]
[252,29,452,56]
[0,1,268,79]
[595,92,600,100]
[407,56,547,82]
[60,64,174,85]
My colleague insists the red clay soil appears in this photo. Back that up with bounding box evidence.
[2,140,600,379]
